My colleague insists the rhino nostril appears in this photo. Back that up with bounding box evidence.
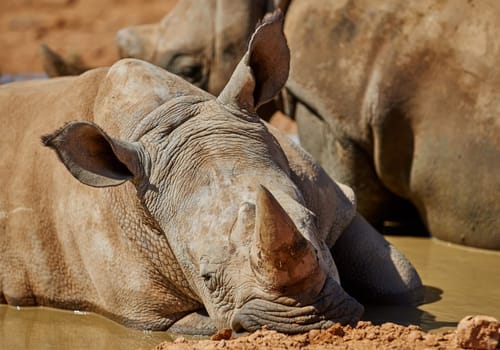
[230,315,244,333]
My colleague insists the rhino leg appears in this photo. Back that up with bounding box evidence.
[168,310,217,336]
[332,214,423,305]
[294,101,421,231]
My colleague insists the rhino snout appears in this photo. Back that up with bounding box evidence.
[230,278,364,334]
[116,28,147,59]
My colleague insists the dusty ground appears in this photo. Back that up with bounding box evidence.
[154,318,499,350]
[0,0,175,74]
[156,322,456,350]
[1,1,498,350]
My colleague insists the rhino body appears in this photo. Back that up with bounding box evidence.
[1,15,421,334]
[284,0,500,249]
[115,0,500,249]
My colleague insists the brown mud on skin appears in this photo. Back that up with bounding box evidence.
[152,317,500,350]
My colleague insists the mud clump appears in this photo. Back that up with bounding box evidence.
[456,315,499,350]
[152,318,496,350]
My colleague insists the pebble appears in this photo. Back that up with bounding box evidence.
[174,337,186,343]
[456,315,499,350]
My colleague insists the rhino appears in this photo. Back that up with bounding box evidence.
[0,14,422,334]
[115,0,290,95]
[41,0,289,91]
[283,0,500,249]
[41,0,289,119]
[115,0,500,250]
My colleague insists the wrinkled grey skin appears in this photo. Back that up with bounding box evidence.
[116,0,500,250]
[284,0,500,249]
[42,0,289,91]
[42,0,290,118]
[1,15,422,335]
[115,0,290,95]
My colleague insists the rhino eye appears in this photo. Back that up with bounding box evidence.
[168,54,206,86]
[201,272,217,291]
[179,64,203,83]
[200,260,219,292]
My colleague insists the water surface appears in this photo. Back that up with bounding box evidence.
[0,306,176,350]
[1,236,499,349]
[366,236,500,331]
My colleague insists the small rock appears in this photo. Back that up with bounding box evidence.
[174,336,186,343]
[456,315,499,350]
[326,323,345,337]
[423,333,438,346]
[356,321,372,329]
[309,329,321,338]
[211,328,232,341]
[407,330,423,342]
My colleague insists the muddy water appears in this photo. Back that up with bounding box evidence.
[0,305,180,350]
[366,236,500,331]
[1,236,499,349]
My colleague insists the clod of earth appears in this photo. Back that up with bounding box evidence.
[456,315,499,350]
[152,316,500,350]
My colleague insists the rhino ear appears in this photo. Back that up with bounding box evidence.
[42,121,144,188]
[217,11,289,113]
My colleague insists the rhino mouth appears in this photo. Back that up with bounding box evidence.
[231,278,364,334]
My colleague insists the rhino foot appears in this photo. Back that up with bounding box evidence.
[332,214,424,306]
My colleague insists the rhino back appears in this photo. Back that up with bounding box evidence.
[285,0,500,249]
[0,69,109,305]
[0,67,201,329]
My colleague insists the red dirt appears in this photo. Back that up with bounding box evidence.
[0,0,175,74]
[153,319,499,350]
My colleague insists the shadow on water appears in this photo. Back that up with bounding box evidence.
[363,285,458,331]
[383,236,500,332]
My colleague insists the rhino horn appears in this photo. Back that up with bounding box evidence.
[252,186,322,292]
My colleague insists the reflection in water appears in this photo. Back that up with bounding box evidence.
[365,236,500,331]
[1,237,499,348]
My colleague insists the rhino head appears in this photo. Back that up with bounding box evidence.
[43,13,363,333]
[115,0,290,95]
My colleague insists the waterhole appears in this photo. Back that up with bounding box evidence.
[1,236,499,349]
